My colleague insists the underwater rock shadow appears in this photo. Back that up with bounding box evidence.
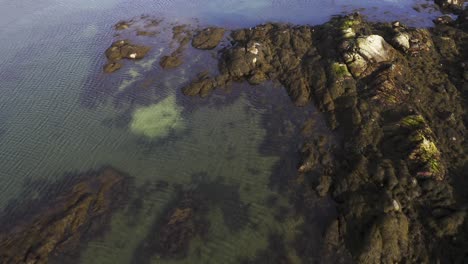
[130,172,251,263]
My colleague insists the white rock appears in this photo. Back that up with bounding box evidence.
[248,46,259,55]
[394,33,411,50]
[342,27,355,39]
[129,53,137,59]
[393,199,401,211]
[356,35,394,63]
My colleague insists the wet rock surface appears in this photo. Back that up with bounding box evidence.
[176,12,468,263]
[159,54,183,69]
[0,167,130,264]
[158,25,193,70]
[191,27,225,50]
[103,39,150,73]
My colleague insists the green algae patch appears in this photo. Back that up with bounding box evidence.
[408,134,444,178]
[396,115,445,180]
[400,115,426,130]
[130,96,185,139]
[331,62,352,79]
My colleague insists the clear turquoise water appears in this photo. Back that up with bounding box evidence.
[0,0,443,263]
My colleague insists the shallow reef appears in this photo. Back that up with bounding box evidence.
[132,176,250,262]
[0,167,130,264]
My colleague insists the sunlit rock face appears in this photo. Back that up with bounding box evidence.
[343,34,397,78]
[130,95,185,140]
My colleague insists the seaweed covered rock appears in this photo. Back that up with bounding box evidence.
[0,167,129,264]
[192,27,225,50]
[391,115,446,180]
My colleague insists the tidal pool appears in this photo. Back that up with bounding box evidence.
[0,0,447,263]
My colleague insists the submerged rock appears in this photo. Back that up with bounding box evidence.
[160,54,183,69]
[114,20,132,30]
[0,167,129,264]
[158,25,193,70]
[191,27,225,50]
[156,192,208,258]
[136,30,157,37]
[134,178,248,261]
[103,61,123,73]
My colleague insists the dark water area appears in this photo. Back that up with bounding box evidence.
[0,0,456,263]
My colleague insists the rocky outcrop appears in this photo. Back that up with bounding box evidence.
[342,34,396,78]
[183,23,319,106]
[0,167,130,264]
[177,13,468,263]
[103,39,150,73]
[191,27,225,50]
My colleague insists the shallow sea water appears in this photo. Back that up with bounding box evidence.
[0,0,444,263]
